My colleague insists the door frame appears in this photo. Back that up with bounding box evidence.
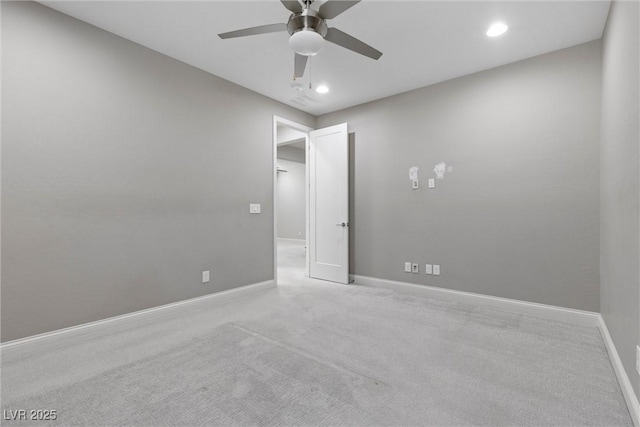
[272,115,313,284]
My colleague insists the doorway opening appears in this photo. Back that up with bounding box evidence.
[273,116,312,284]
[273,116,350,285]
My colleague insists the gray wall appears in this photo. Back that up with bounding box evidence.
[1,1,314,342]
[318,41,602,312]
[600,0,640,398]
[276,159,306,240]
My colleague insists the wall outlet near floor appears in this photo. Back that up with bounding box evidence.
[202,270,210,283]
[412,263,419,273]
[425,264,433,275]
[404,262,412,273]
[428,178,435,189]
[636,345,640,375]
[433,265,441,276]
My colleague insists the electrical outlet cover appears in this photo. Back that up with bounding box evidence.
[425,264,433,275]
[404,262,412,273]
[433,265,440,276]
[249,203,261,214]
[412,263,419,273]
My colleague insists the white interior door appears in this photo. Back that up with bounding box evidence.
[309,123,349,284]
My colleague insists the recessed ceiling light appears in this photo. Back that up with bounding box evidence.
[486,22,508,37]
[316,85,329,94]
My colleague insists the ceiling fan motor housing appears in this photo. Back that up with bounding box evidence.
[287,8,328,37]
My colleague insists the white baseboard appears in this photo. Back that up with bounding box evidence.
[1,280,276,350]
[350,275,600,327]
[597,315,640,426]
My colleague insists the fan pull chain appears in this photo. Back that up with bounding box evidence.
[293,55,297,81]
[308,56,312,91]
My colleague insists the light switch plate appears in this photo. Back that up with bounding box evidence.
[428,178,435,189]
[404,262,412,273]
[433,265,440,276]
[202,270,210,283]
[249,203,261,214]
[425,264,433,275]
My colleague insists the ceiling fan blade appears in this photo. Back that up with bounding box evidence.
[281,0,303,13]
[218,23,286,39]
[319,1,360,19]
[294,54,308,78]
[325,27,382,60]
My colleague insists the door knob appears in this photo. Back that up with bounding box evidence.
[335,222,349,227]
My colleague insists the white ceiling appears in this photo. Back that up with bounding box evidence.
[40,1,610,116]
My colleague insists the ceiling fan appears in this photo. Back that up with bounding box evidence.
[218,0,382,79]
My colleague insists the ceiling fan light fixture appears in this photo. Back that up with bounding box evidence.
[289,30,325,56]
[316,85,329,94]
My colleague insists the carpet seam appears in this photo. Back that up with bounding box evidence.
[230,323,387,387]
